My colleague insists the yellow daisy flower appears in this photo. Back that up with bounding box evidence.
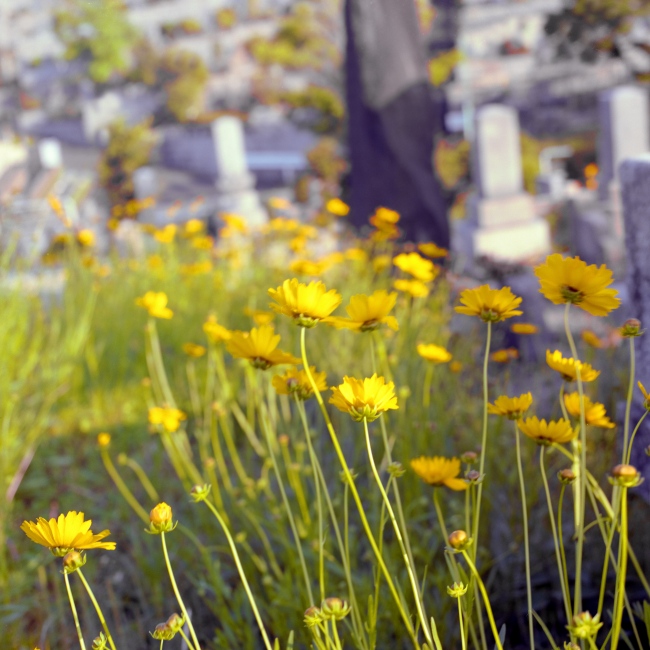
[76,229,95,248]
[268,279,342,328]
[369,206,400,227]
[221,213,248,234]
[455,285,523,322]
[345,247,368,262]
[226,325,300,370]
[290,259,327,277]
[182,343,206,358]
[417,343,452,364]
[490,348,519,363]
[372,254,392,273]
[563,393,615,429]
[154,224,176,243]
[581,330,603,349]
[329,374,398,422]
[510,322,538,335]
[191,235,213,250]
[393,252,438,282]
[534,254,620,316]
[546,350,600,382]
[135,291,173,319]
[243,307,275,326]
[518,417,578,445]
[272,366,328,400]
[183,218,205,236]
[149,406,187,433]
[418,242,448,258]
[393,279,430,298]
[330,290,399,332]
[488,393,533,420]
[410,456,468,491]
[326,198,350,216]
[203,315,232,343]
[21,512,116,556]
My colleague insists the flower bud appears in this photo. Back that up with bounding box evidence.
[304,606,324,628]
[609,464,643,488]
[151,622,175,641]
[621,319,643,338]
[567,611,603,639]
[190,484,212,503]
[278,434,290,447]
[645,445,650,457]
[97,433,111,449]
[466,470,481,484]
[387,461,406,478]
[564,643,580,650]
[166,613,185,633]
[448,530,472,552]
[446,582,468,598]
[321,597,351,621]
[63,550,87,574]
[147,502,176,534]
[558,469,576,485]
[92,632,108,650]
[461,451,478,464]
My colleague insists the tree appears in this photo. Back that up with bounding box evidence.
[159,50,209,122]
[54,0,138,83]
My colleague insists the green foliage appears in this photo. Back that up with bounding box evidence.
[282,85,344,133]
[54,0,138,83]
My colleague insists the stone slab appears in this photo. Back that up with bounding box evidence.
[474,192,536,228]
[472,218,551,262]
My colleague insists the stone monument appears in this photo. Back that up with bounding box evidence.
[211,116,266,226]
[462,104,551,262]
[82,93,122,145]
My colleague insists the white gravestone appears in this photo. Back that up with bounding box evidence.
[82,93,122,145]
[463,104,550,262]
[38,138,62,169]
[211,116,266,226]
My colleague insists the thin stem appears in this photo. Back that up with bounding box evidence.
[515,424,534,650]
[64,570,87,650]
[625,411,649,465]
[458,597,467,650]
[557,485,573,626]
[423,365,434,408]
[160,532,202,650]
[100,450,149,523]
[622,338,635,463]
[460,550,503,650]
[300,327,418,648]
[120,455,160,502]
[610,488,629,650]
[597,485,620,619]
[540,446,572,627]
[76,568,117,650]
[202,499,274,650]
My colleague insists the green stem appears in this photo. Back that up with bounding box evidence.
[100,450,149,524]
[202,499,274,650]
[597,485,620,619]
[147,319,176,407]
[363,417,434,649]
[160,532,202,650]
[64,570,87,650]
[515,424,534,650]
[76,568,117,650]
[458,597,467,650]
[557,485,573,627]
[625,411,649,465]
[300,327,419,648]
[622,338,635,463]
[423,365,434,409]
[120,455,160,502]
[610,488,629,650]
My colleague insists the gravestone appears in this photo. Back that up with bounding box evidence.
[132,166,157,201]
[37,138,62,169]
[211,116,265,226]
[620,154,650,499]
[82,92,122,145]
[462,104,550,262]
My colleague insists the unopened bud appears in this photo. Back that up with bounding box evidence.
[621,319,643,338]
[321,597,351,621]
[92,632,108,650]
[304,606,324,628]
[63,550,87,574]
[609,464,643,488]
[466,470,481,483]
[151,622,175,641]
[461,451,478,464]
[387,461,406,478]
[446,582,468,598]
[448,530,472,551]
[165,613,185,633]
[190,484,212,503]
[147,502,176,534]
[558,469,576,485]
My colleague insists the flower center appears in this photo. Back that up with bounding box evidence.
[252,357,272,370]
[360,319,380,332]
[294,313,319,328]
[561,285,584,304]
[480,308,501,323]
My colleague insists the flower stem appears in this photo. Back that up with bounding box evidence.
[100,449,149,524]
[514,424,534,650]
[160,532,202,650]
[363,417,434,650]
[556,485,573,627]
[610,487,629,650]
[76,568,117,650]
[300,327,419,648]
[458,597,467,650]
[64,570,87,650]
[625,411,649,465]
[622,338,635,463]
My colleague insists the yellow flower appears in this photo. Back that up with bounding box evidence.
[330,290,399,332]
[546,350,600,382]
[149,406,187,433]
[326,198,350,216]
[518,417,578,445]
[203,315,232,343]
[393,279,429,298]
[148,502,176,534]
[410,456,468,491]
[534,254,620,316]
[244,307,275,326]
[268,196,292,210]
[76,229,95,248]
[581,330,603,349]
[370,206,400,227]
[417,343,452,364]
[221,213,248,234]
[455,285,523,322]
[268,279,342,328]
[148,254,164,270]
[183,219,204,236]
[490,348,519,363]
[180,261,212,276]
[182,343,206,358]
[272,366,328,400]
[97,432,111,448]
[135,291,173,319]
[372,254,392,273]
[191,235,213,250]
[345,247,368,262]
[563,393,615,428]
[510,322,538,335]
[290,259,327,277]
[488,393,533,420]
[21,512,116,556]
[154,224,177,243]
[226,325,300,370]
[329,374,398,422]
[418,242,448,258]
[393,252,438,282]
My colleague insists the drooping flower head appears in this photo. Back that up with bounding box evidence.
[149,406,187,433]
[455,285,523,323]
[136,291,173,319]
[488,393,533,420]
[21,512,116,556]
[329,374,398,422]
[518,417,578,445]
[534,254,620,316]
[393,253,438,283]
[546,350,600,382]
[330,290,399,332]
[563,393,615,429]
[410,456,468,491]
[417,344,452,364]
[272,366,328,400]
[268,279,342,328]
[226,325,300,370]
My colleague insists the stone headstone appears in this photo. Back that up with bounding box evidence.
[620,154,650,499]
[132,166,157,201]
[37,138,62,169]
[82,92,122,145]
[211,116,265,226]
